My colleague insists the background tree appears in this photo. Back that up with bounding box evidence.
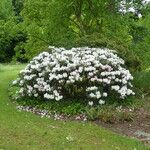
[0,0,26,62]
[0,0,150,70]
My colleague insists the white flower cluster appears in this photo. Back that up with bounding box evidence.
[13,47,135,106]
[119,0,150,18]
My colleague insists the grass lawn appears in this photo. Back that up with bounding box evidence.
[0,64,149,150]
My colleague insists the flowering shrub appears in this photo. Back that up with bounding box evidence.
[13,47,135,106]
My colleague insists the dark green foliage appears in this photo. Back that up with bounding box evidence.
[12,0,24,16]
[18,0,150,70]
[86,106,134,122]
[0,0,150,70]
[133,71,150,96]
[21,0,131,57]
[131,12,150,69]
[17,98,85,115]
[0,0,27,63]
[0,20,27,62]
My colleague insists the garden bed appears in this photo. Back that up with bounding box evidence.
[13,96,150,146]
[96,103,150,146]
[11,93,150,146]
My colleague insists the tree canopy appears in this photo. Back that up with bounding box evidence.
[0,0,150,69]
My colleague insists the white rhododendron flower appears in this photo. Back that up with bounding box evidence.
[99,100,105,105]
[12,80,18,85]
[88,101,94,106]
[13,47,135,105]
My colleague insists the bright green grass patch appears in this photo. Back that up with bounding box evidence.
[0,64,149,150]
[0,63,26,72]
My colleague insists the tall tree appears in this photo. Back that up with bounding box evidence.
[21,0,132,56]
[0,0,26,62]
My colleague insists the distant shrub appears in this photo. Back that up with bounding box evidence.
[133,71,150,96]
[86,105,134,122]
[13,47,134,106]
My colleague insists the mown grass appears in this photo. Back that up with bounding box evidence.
[0,63,26,72]
[0,64,149,150]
